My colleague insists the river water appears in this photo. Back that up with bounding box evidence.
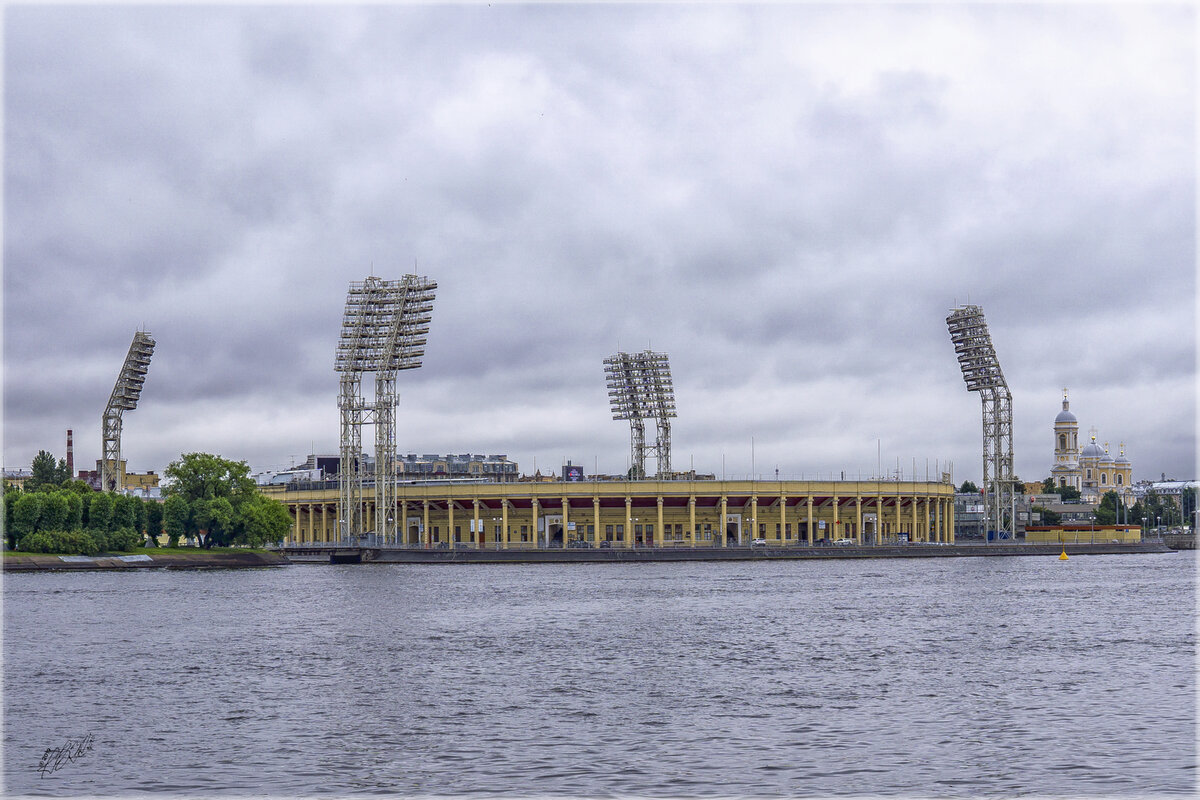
[4,552,1195,797]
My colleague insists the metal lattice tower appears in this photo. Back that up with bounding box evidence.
[947,304,1014,538]
[101,330,155,493]
[604,350,677,479]
[335,275,436,543]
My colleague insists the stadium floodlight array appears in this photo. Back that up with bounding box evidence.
[604,350,677,479]
[101,330,155,492]
[336,275,437,544]
[946,304,1014,539]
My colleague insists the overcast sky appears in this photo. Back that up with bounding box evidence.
[4,3,1196,486]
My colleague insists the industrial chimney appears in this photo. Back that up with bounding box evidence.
[66,429,74,478]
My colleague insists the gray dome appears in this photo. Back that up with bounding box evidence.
[1081,441,1105,459]
[1055,409,1078,424]
[1115,453,1131,465]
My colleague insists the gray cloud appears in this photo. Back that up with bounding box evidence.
[4,4,1195,484]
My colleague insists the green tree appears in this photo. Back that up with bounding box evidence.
[1041,477,1056,494]
[958,480,980,494]
[4,485,22,549]
[27,450,62,492]
[193,497,236,547]
[236,493,292,547]
[164,453,256,505]
[164,453,261,548]
[1096,490,1121,525]
[64,491,84,530]
[1032,504,1061,524]
[145,501,164,546]
[87,492,114,532]
[1057,485,1081,502]
[135,499,149,538]
[112,495,139,531]
[11,493,43,544]
[163,495,190,547]
[39,492,71,532]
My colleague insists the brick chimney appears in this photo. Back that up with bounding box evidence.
[66,429,74,476]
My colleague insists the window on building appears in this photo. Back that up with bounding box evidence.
[1117,475,1123,486]
[1101,474,1107,485]
[1059,434,1066,450]
[646,524,653,537]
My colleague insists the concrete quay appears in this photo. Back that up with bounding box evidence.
[281,540,1173,565]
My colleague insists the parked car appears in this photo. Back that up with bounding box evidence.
[833,538,854,546]
[752,538,767,547]
[599,540,612,549]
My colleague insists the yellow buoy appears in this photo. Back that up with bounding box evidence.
[1059,549,1069,560]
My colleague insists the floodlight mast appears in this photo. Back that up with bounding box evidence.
[101,330,155,493]
[946,305,1014,540]
[604,350,677,479]
[335,275,436,544]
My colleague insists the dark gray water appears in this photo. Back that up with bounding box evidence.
[4,553,1195,797]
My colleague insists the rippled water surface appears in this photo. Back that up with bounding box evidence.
[4,553,1195,797]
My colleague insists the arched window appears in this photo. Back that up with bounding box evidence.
[1059,434,1066,450]
[1117,474,1123,486]
[1101,474,1107,485]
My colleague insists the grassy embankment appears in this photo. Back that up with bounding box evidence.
[4,546,269,557]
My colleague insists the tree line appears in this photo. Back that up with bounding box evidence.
[4,450,291,554]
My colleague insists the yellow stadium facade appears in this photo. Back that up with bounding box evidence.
[262,479,957,549]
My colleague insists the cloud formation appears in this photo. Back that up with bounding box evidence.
[4,4,1195,485]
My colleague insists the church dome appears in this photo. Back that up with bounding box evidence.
[1115,453,1131,465]
[1080,439,1105,459]
[1055,408,1078,424]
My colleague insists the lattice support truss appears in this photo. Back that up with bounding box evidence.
[947,305,1014,538]
[604,350,677,479]
[336,275,436,543]
[101,330,155,493]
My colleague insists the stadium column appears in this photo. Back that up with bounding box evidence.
[949,499,956,543]
[806,496,814,545]
[423,500,430,549]
[895,496,902,540]
[593,497,601,547]
[655,496,664,548]
[473,499,481,549]
[625,497,633,549]
[322,504,328,543]
[448,500,456,550]
[719,496,727,547]
[400,500,407,546]
[531,499,539,549]
[779,495,787,546]
[292,503,300,544]
[855,496,862,545]
[832,495,839,541]
[502,500,510,550]
[876,491,884,544]
[924,497,931,543]
[911,494,918,542]
[561,497,569,548]
[750,496,758,543]
[688,496,696,548]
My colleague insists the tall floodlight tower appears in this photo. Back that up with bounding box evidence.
[946,305,1014,539]
[101,330,155,492]
[335,275,436,544]
[604,350,677,479]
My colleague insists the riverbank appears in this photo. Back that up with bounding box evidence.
[3,549,288,572]
[281,540,1174,564]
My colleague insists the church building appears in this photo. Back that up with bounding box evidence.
[1050,389,1133,503]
